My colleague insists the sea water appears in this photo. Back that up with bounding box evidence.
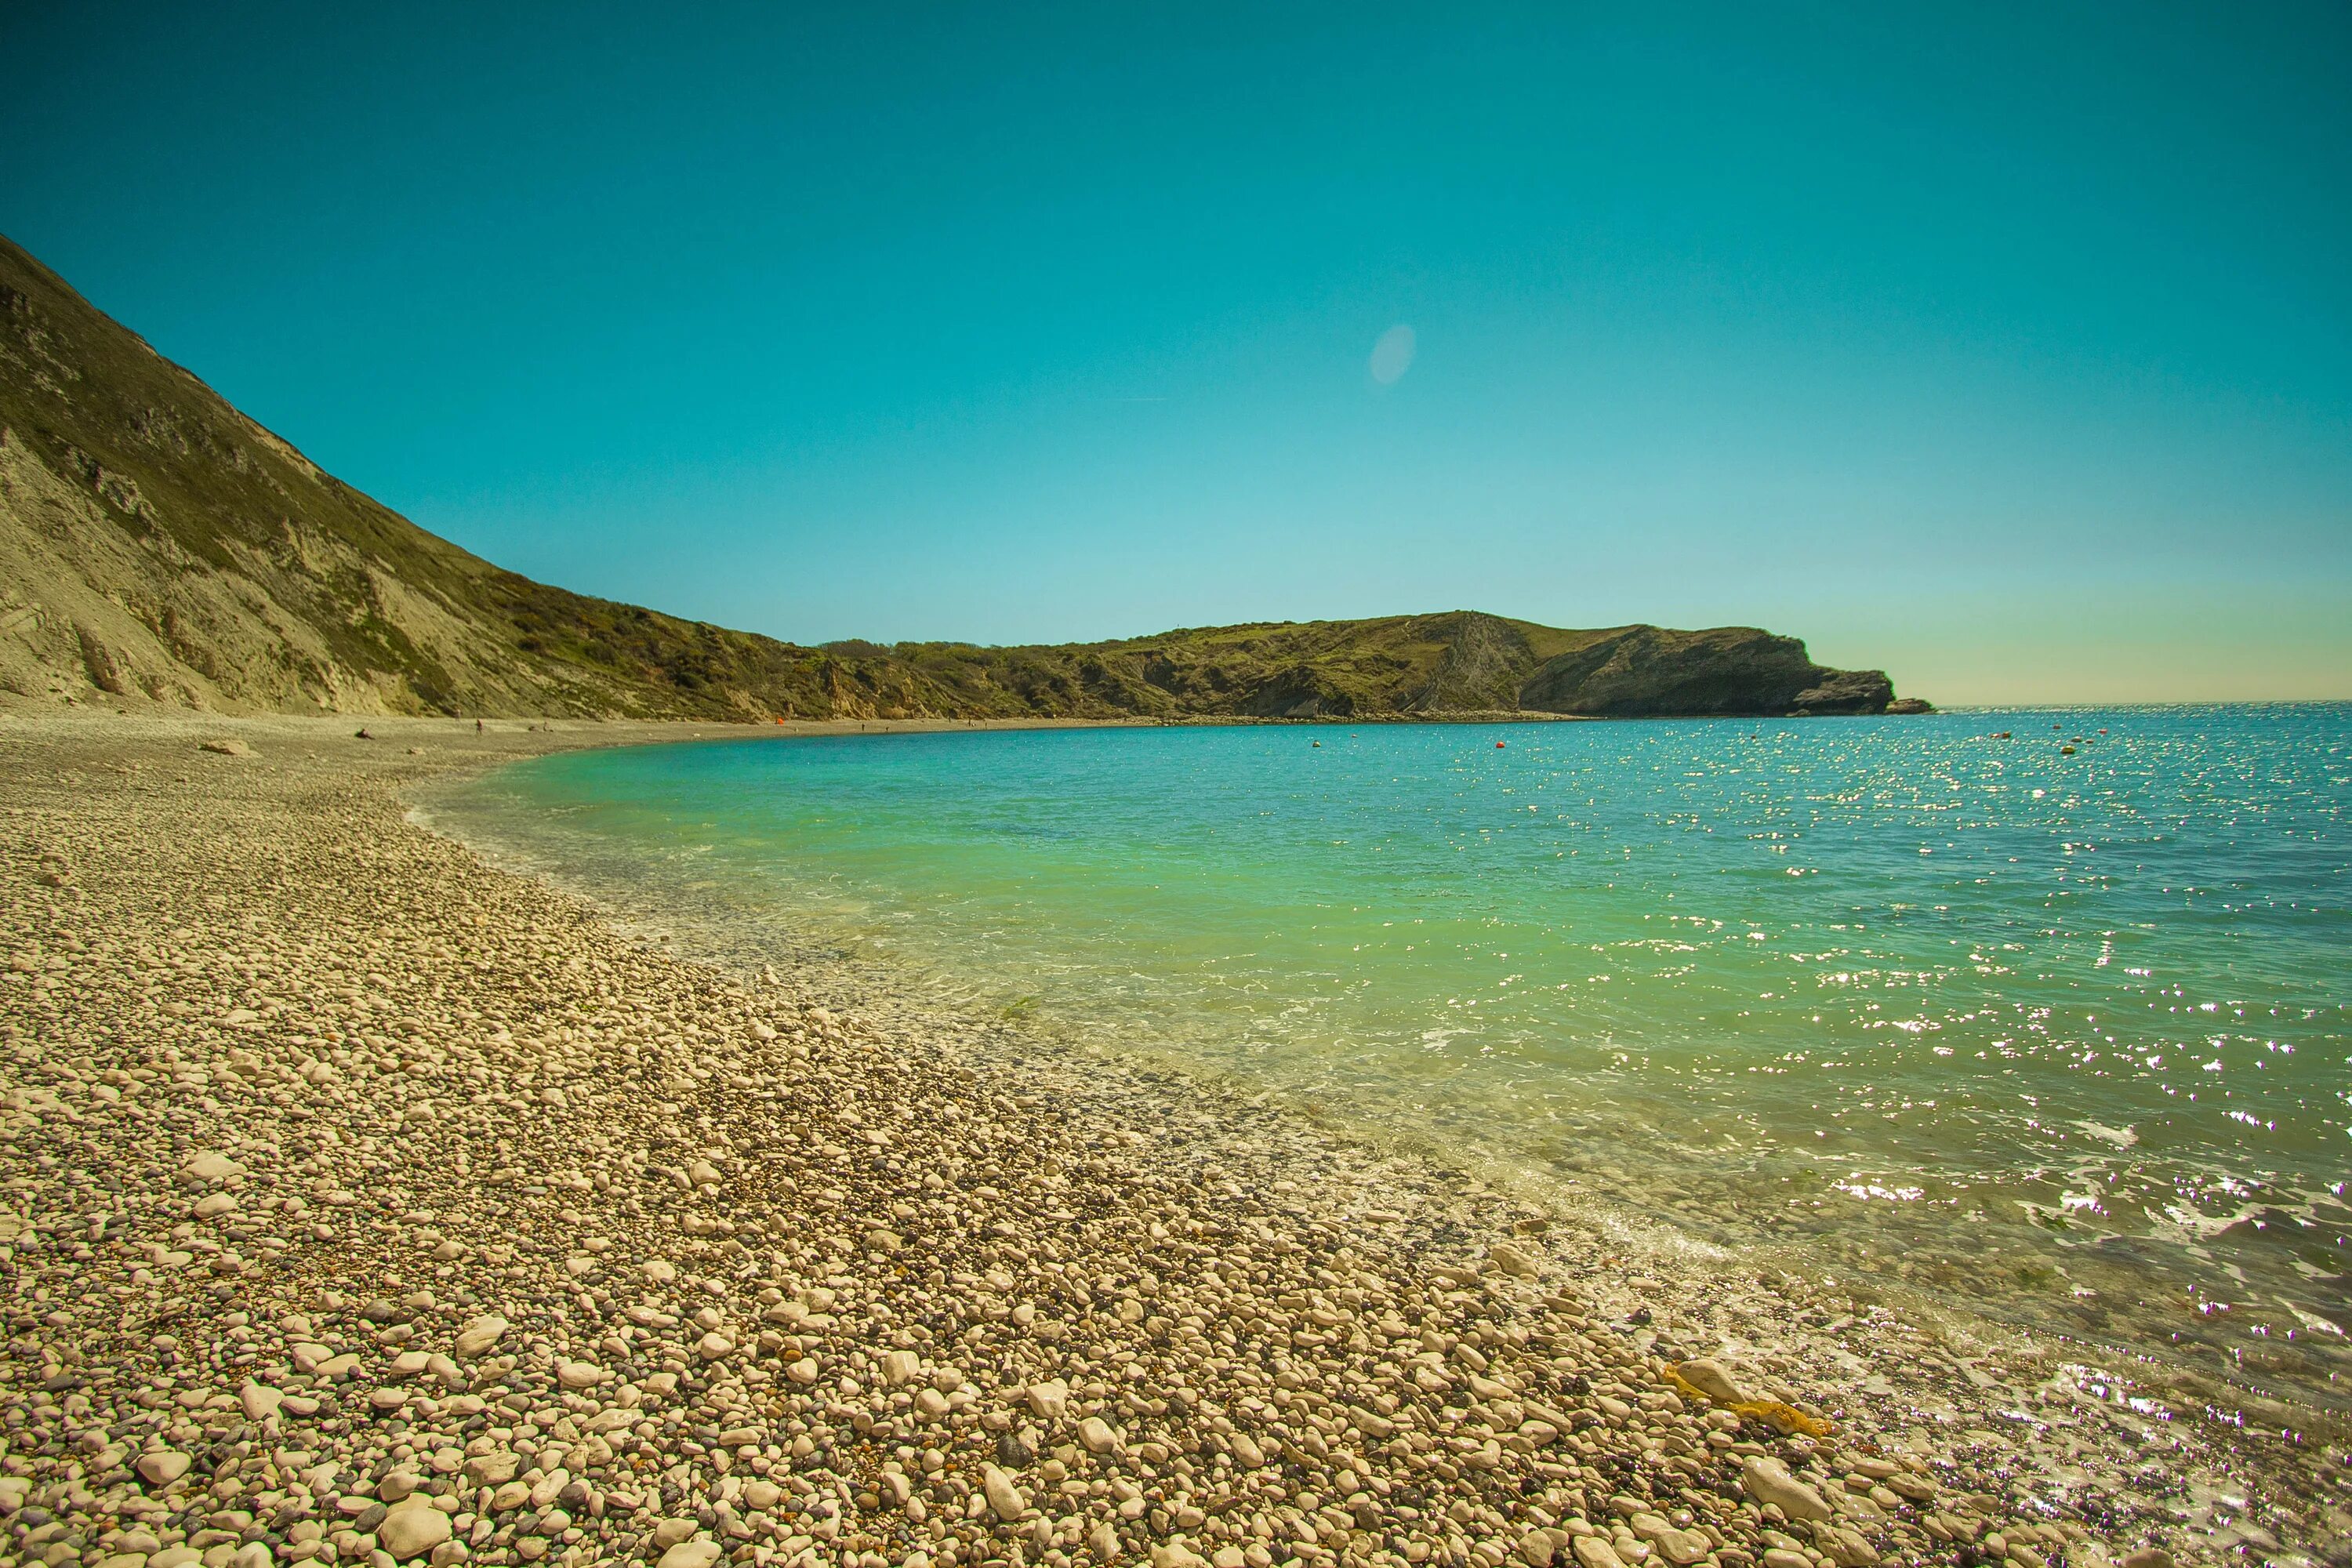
[430,706,2350,1413]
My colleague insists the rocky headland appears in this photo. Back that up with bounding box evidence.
[2,234,1921,725]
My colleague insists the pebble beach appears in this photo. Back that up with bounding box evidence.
[1,712,2339,1568]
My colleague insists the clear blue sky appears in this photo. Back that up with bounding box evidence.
[6,2,2349,702]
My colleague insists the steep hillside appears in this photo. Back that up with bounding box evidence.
[0,234,1922,720]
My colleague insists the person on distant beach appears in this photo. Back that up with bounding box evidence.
[475,719,483,734]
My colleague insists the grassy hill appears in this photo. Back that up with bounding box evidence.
[0,234,1919,721]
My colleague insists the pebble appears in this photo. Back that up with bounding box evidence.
[1574,1535,1630,1568]
[1489,1241,1542,1278]
[178,1150,241,1181]
[983,1464,1026,1521]
[134,1450,190,1486]
[455,1312,510,1356]
[376,1501,451,1561]
[1675,1356,1751,1404]
[1743,1455,1833,1522]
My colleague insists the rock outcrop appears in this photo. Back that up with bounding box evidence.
[1514,625,1895,718]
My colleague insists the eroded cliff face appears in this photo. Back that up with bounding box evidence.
[0,234,1921,720]
[1515,626,1894,717]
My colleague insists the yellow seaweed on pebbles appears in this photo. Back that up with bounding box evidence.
[1733,1399,1838,1439]
[1665,1366,1838,1438]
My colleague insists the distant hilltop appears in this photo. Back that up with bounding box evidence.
[0,234,1927,722]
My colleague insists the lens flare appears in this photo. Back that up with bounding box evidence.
[1370,323,1416,385]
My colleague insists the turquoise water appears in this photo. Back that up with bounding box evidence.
[435,708,2351,1411]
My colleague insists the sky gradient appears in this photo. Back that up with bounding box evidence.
[5,2,2349,703]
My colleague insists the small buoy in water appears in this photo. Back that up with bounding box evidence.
[2060,744,2077,755]
[1496,740,1506,749]
[1312,740,1322,747]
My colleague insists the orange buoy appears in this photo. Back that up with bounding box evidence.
[1495,740,1506,749]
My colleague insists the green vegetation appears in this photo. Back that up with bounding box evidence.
[0,234,1919,720]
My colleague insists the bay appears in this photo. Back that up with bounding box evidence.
[429,704,2351,1412]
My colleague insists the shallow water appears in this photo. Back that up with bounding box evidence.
[432,707,2351,1413]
